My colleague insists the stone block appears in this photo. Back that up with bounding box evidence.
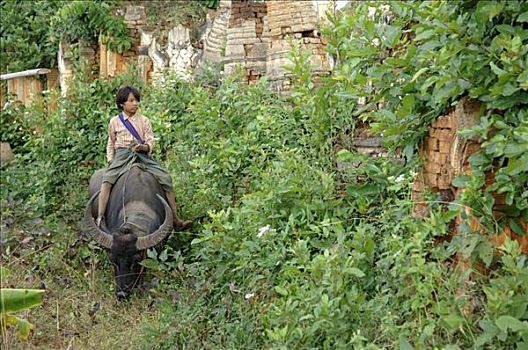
[438,128,455,141]
[434,115,452,129]
[429,128,442,139]
[426,173,438,186]
[426,137,439,151]
[425,162,441,174]
[0,142,14,164]
[438,140,451,154]
[225,44,246,57]
[412,177,425,192]
[431,152,448,164]
[247,42,267,58]
[438,173,451,189]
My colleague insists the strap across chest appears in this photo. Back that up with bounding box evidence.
[118,113,144,144]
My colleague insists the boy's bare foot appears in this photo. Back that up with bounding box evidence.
[174,219,191,230]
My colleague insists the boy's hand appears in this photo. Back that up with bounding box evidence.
[132,144,148,153]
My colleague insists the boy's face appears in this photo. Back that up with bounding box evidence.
[123,93,139,115]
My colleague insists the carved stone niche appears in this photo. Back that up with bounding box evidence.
[141,25,205,82]
[167,25,203,79]
[143,31,168,82]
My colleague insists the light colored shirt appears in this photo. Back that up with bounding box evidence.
[106,112,154,162]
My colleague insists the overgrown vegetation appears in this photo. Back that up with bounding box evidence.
[1,0,527,349]
[0,0,131,74]
[0,0,62,73]
[51,0,132,54]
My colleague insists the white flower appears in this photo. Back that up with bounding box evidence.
[244,293,255,300]
[257,225,270,238]
[395,174,405,183]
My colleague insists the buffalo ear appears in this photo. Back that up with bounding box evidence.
[84,192,114,249]
[135,194,173,250]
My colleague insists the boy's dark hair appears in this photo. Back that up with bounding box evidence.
[116,86,140,111]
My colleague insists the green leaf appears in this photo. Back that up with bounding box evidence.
[346,267,365,278]
[401,95,415,115]
[139,259,159,270]
[504,142,528,157]
[352,183,382,196]
[15,316,34,340]
[443,210,460,222]
[517,11,528,22]
[190,235,214,245]
[502,82,520,97]
[509,219,526,236]
[274,286,289,297]
[415,29,435,41]
[490,62,507,77]
[411,68,429,82]
[336,149,354,162]
[452,175,471,188]
[511,36,522,53]
[442,313,464,329]
[496,315,528,332]
[146,249,157,259]
[399,337,414,350]
[469,153,490,167]
[443,345,461,350]
[383,25,402,48]
[478,240,494,267]
[0,289,44,314]
[477,1,503,23]
[159,249,168,262]
[0,314,34,340]
[476,320,499,346]
[504,154,528,176]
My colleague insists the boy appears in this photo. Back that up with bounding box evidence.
[97,86,190,230]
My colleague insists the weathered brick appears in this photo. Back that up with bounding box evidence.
[426,137,439,151]
[431,152,448,164]
[436,115,451,128]
[426,173,438,186]
[438,140,451,154]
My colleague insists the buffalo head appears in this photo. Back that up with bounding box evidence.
[84,193,173,299]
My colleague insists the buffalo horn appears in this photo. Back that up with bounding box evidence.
[84,191,114,249]
[135,194,173,250]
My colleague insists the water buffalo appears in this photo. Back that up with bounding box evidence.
[84,165,173,299]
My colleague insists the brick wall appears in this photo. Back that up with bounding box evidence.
[224,0,269,83]
[222,0,332,89]
[412,97,527,253]
[266,0,331,91]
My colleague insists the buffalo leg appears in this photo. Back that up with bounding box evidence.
[97,181,113,227]
[165,191,191,230]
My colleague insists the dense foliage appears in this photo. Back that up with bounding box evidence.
[323,0,528,237]
[0,0,62,73]
[0,0,131,74]
[51,0,132,54]
[1,0,527,349]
